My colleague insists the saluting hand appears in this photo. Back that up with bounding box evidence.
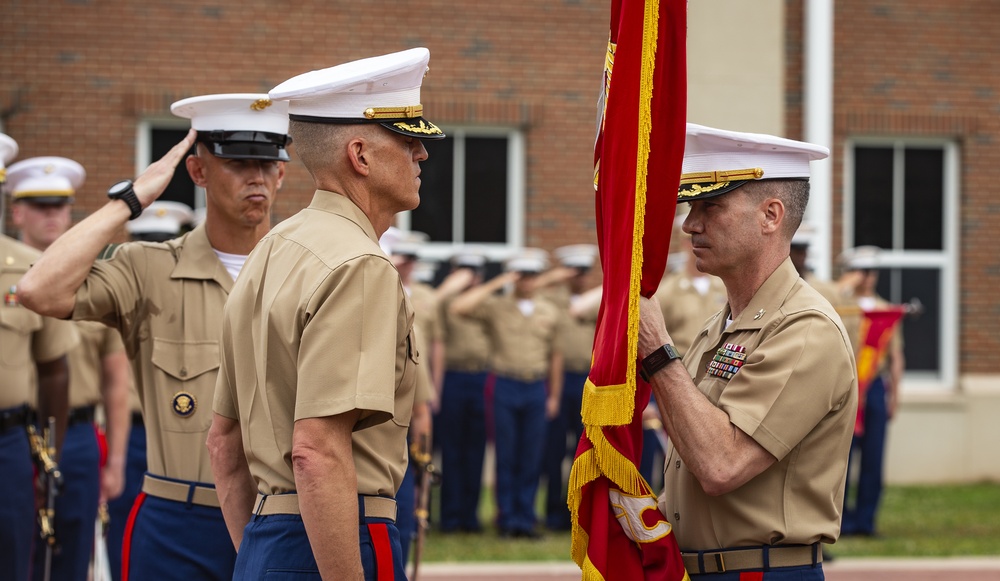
[134,128,197,208]
[436,268,477,298]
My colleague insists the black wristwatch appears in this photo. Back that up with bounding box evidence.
[639,343,681,382]
[107,179,143,220]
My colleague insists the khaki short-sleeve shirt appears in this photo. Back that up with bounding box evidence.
[214,191,418,497]
[73,225,232,483]
[659,258,857,549]
[441,297,491,372]
[0,235,79,408]
[471,294,561,380]
[654,271,727,356]
[68,321,125,408]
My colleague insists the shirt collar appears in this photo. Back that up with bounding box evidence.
[726,257,800,332]
[170,223,234,292]
[696,257,800,348]
[308,190,380,245]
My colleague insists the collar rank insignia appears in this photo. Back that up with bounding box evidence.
[707,342,747,380]
[5,285,19,307]
[172,391,197,417]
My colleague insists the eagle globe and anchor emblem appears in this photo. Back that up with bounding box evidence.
[172,391,197,417]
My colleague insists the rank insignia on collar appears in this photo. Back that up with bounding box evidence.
[707,342,747,380]
[172,391,197,417]
[5,285,19,307]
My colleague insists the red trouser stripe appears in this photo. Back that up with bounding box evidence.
[740,572,764,581]
[121,491,147,581]
[367,522,394,581]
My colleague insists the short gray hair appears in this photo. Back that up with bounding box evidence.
[742,179,810,238]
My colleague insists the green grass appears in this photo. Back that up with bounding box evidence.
[422,485,574,563]
[421,483,1000,562]
[830,483,1000,558]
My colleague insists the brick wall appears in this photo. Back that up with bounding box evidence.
[1,0,611,248]
[793,0,1000,374]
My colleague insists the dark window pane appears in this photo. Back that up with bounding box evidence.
[875,267,940,374]
[411,137,454,242]
[853,146,894,249]
[463,137,508,243]
[152,129,196,207]
[903,148,944,251]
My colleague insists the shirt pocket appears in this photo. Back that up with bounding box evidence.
[0,307,44,366]
[150,337,220,433]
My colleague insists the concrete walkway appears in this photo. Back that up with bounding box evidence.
[417,557,1000,580]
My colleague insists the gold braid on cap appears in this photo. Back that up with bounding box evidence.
[392,119,443,136]
[364,105,424,120]
[0,168,5,183]
[679,167,764,185]
[678,182,732,198]
[13,189,75,199]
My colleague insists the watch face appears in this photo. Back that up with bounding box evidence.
[108,180,132,196]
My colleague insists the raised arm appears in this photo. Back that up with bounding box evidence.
[19,130,196,318]
[449,271,518,316]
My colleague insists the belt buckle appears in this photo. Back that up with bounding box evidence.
[714,553,726,573]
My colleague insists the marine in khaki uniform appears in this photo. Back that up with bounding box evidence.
[541,244,600,531]
[451,249,564,539]
[208,48,443,580]
[637,124,857,580]
[0,133,78,581]
[435,251,493,533]
[18,95,290,581]
[7,155,133,581]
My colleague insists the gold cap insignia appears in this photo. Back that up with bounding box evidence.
[44,164,56,174]
[250,98,273,111]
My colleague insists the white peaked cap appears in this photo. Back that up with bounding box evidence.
[270,48,444,140]
[6,156,85,203]
[678,123,829,201]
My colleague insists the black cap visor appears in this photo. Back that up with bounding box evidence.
[677,180,750,202]
[12,194,74,206]
[197,131,291,161]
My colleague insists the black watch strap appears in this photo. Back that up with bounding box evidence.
[639,343,681,382]
[108,179,143,221]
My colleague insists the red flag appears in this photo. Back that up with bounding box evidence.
[568,1,688,579]
[854,307,905,436]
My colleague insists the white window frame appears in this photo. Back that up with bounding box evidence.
[137,119,206,209]
[843,136,960,393]
[398,125,525,262]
